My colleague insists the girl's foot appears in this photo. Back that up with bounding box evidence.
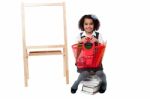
[99,82,107,93]
[71,88,77,94]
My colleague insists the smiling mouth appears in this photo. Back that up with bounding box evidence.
[86,28,92,30]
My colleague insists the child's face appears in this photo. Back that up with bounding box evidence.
[83,18,94,33]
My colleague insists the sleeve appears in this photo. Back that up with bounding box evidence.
[98,33,106,44]
[73,33,81,44]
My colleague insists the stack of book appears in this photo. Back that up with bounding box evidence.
[81,75,102,95]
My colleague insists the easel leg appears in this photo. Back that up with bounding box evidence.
[63,52,69,84]
[24,55,29,87]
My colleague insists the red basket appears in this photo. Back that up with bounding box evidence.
[72,42,106,69]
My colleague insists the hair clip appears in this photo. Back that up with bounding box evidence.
[91,15,97,20]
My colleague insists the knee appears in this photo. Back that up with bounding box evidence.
[81,71,90,77]
[96,70,106,77]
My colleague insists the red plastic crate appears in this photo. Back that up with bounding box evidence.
[72,42,106,69]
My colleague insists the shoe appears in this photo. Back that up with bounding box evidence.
[99,82,107,93]
[71,88,77,94]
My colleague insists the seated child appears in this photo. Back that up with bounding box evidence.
[71,14,107,94]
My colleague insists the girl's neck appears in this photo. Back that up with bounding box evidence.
[85,31,93,35]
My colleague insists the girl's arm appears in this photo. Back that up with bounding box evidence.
[78,37,87,43]
[91,36,99,43]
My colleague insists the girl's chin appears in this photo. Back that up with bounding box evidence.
[86,31,93,34]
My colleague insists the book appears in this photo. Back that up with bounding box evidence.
[81,75,101,94]
[82,85,100,94]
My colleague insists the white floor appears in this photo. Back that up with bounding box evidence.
[0,51,150,99]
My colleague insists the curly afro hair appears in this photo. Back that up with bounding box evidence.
[78,14,100,31]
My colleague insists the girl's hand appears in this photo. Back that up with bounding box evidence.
[90,36,99,43]
[78,37,87,43]
[78,36,99,43]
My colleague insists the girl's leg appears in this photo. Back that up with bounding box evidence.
[71,71,90,93]
[96,70,107,93]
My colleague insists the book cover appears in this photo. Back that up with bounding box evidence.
[81,75,101,94]
[82,85,100,93]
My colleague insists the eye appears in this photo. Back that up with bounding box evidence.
[90,22,94,25]
[84,23,88,25]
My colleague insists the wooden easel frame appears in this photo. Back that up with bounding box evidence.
[21,2,69,87]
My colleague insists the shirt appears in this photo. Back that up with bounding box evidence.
[76,31,105,44]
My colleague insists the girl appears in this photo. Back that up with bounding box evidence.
[71,14,107,94]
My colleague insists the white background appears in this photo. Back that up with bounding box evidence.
[0,0,150,98]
